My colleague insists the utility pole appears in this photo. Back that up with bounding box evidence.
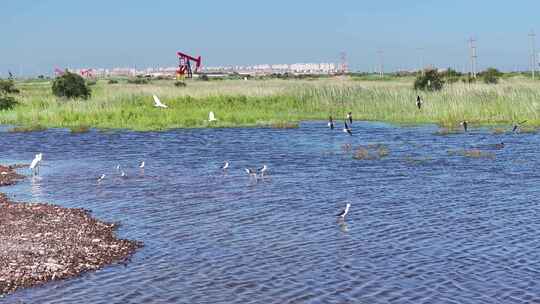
[529,30,536,80]
[377,49,384,78]
[417,48,425,76]
[468,37,477,78]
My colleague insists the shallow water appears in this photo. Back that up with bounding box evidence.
[1,122,540,304]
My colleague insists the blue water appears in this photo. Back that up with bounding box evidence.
[1,122,540,303]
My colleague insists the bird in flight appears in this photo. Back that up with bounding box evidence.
[416,96,423,109]
[152,94,168,108]
[337,203,351,219]
[97,174,105,182]
[343,121,352,135]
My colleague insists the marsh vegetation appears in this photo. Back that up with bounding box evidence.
[0,76,539,131]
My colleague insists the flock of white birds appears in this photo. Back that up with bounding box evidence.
[25,94,350,220]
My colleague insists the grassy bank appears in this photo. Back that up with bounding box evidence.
[1,77,539,131]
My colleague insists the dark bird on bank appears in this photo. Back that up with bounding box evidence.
[343,121,352,136]
[512,120,527,133]
[460,120,468,132]
[337,203,351,219]
[416,95,423,109]
[328,116,334,130]
[346,112,353,124]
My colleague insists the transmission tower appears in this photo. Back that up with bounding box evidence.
[468,37,477,78]
[339,52,349,74]
[417,48,425,76]
[530,30,537,80]
[377,49,384,78]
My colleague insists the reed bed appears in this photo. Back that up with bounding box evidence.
[1,78,539,131]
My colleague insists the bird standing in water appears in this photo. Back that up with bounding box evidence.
[343,121,352,136]
[328,116,334,130]
[221,161,229,170]
[512,120,527,133]
[460,120,468,132]
[337,203,351,220]
[346,112,353,125]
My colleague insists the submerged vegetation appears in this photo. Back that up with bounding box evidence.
[0,76,539,131]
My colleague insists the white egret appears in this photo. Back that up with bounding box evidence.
[208,111,217,122]
[152,94,168,108]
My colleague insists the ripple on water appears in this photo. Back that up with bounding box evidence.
[1,122,540,303]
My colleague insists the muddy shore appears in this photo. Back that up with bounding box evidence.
[0,165,142,296]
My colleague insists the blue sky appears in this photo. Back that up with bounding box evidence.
[1,0,539,75]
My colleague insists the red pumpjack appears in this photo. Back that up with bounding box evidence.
[176,51,202,79]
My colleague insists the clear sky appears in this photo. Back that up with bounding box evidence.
[1,0,539,75]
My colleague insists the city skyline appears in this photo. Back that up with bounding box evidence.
[1,0,539,76]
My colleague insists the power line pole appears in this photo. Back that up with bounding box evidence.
[529,30,536,80]
[468,37,477,78]
[417,48,425,76]
[377,49,384,78]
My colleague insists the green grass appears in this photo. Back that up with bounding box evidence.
[0,77,539,131]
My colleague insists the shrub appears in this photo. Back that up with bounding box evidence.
[86,80,97,86]
[480,67,502,84]
[413,69,444,91]
[52,72,91,99]
[127,78,149,85]
[0,95,18,110]
[108,79,119,84]
[199,74,209,81]
[0,79,20,94]
[174,81,187,87]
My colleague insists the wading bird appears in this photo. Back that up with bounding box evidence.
[460,120,468,132]
[152,94,168,108]
[116,164,121,172]
[328,116,334,130]
[29,153,43,175]
[139,161,145,169]
[347,112,353,124]
[97,174,105,182]
[343,121,352,136]
[208,111,217,122]
[245,168,257,178]
[416,96,423,109]
[221,161,229,170]
[512,120,527,133]
[258,165,268,177]
[121,171,127,178]
[337,203,351,219]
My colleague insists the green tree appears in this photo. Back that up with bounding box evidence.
[414,69,444,91]
[52,72,91,99]
[480,67,502,84]
[0,79,20,94]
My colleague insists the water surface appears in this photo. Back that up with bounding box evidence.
[1,122,540,303]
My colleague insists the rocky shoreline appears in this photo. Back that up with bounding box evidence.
[0,165,142,296]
